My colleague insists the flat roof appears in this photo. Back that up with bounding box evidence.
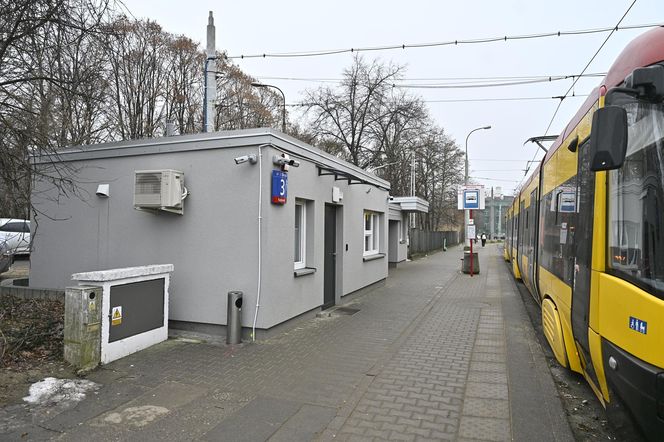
[389,196,429,213]
[33,128,390,191]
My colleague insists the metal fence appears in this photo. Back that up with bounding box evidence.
[409,229,461,255]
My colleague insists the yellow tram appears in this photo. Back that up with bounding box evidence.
[505,27,664,439]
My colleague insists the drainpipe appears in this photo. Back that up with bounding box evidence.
[252,144,270,341]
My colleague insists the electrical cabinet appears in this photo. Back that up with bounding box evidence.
[64,286,102,370]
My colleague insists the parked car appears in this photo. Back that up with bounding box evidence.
[0,241,12,274]
[0,218,31,255]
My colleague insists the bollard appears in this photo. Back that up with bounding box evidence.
[227,291,243,344]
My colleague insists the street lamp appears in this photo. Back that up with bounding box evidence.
[464,125,491,250]
[251,82,286,133]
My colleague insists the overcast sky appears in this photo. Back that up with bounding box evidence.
[123,0,661,195]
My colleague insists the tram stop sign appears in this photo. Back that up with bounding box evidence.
[457,186,486,210]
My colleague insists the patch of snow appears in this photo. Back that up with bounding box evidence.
[23,377,100,405]
[100,405,170,428]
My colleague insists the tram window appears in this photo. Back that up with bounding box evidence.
[541,177,577,285]
[608,101,664,295]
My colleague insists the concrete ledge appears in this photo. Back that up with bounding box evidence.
[0,283,64,301]
[294,267,316,277]
[72,264,174,282]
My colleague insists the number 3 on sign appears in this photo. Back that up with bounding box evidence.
[271,170,288,204]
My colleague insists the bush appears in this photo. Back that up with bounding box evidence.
[0,295,64,368]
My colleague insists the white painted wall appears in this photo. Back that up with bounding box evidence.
[30,130,390,331]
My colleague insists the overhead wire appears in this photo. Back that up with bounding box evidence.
[396,76,591,89]
[423,95,589,103]
[516,0,639,192]
[256,73,607,83]
[470,176,521,183]
[227,22,661,60]
[285,94,590,106]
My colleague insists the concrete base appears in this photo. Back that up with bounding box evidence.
[462,252,480,274]
[168,279,389,343]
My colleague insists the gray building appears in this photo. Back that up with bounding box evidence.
[477,187,514,239]
[30,129,394,338]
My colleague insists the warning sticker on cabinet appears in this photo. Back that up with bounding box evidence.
[111,306,122,326]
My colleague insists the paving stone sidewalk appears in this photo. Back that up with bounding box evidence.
[0,245,574,441]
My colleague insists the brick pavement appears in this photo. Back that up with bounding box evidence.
[0,245,573,441]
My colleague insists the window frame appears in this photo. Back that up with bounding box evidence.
[294,201,306,270]
[364,211,380,256]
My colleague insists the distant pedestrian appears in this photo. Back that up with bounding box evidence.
[481,233,487,247]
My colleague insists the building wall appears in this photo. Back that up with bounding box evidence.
[30,132,389,331]
[387,207,407,264]
[258,145,389,326]
[478,196,514,238]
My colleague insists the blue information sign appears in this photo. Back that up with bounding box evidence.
[464,190,479,209]
[271,170,288,204]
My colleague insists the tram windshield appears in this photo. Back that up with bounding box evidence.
[608,98,664,294]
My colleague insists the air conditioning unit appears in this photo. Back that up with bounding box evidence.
[134,169,185,214]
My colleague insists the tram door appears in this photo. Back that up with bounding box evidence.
[571,139,598,382]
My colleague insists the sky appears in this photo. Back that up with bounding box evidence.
[122,0,662,195]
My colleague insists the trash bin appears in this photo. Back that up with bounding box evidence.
[462,251,480,275]
[227,291,243,344]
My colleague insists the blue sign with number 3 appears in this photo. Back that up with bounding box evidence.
[271,170,287,204]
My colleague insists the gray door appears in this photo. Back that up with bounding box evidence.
[388,220,399,262]
[323,205,336,309]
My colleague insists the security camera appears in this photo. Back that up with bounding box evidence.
[234,154,257,165]
[272,156,300,167]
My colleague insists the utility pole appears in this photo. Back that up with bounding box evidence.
[203,11,216,133]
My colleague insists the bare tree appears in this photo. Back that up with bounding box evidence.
[105,18,170,140]
[0,0,114,218]
[214,57,283,131]
[164,36,204,135]
[302,56,465,233]
[303,56,404,167]
[413,128,464,230]
[0,3,290,220]
[370,92,427,196]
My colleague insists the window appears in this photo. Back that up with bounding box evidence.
[607,100,664,295]
[364,211,380,256]
[539,177,577,286]
[294,201,306,269]
[0,221,29,233]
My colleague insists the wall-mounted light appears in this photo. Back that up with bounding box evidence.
[96,184,110,198]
